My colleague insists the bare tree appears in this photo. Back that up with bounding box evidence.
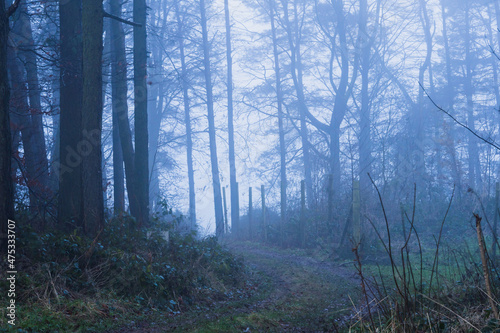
[200,0,224,238]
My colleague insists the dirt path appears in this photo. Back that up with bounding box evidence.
[112,242,363,332]
[224,241,363,332]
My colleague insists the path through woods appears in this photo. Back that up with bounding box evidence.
[112,242,362,332]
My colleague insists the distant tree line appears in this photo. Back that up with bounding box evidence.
[1,0,500,251]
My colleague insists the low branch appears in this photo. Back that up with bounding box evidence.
[103,11,142,27]
[474,213,499,320]
[7,0,21,18]
[421,82,500,151]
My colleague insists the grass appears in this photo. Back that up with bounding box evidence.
[0,212,247,332]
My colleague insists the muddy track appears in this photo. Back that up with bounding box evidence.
[111,242,365,332]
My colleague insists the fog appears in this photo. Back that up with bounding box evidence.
[3,0,500,238]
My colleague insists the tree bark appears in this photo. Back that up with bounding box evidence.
[82,0,104,236]
[440,0,461,191]
[58,0,83,230]
[175,1,197,229]
[200,0,225,238]
[0,2,15,254]
[133,0,149,226]
[224,0,239,236]
[269,0,287,237]
[464,3,481,191]
[8,47,39,213]
[358,0,371,196]
[110,0,139,217]
[15,2,50,207]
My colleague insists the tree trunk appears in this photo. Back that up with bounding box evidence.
[106,2,124,213]
[133,0,149,226]
[282,0,313,207]
[112,103,125,213]
[58,0,83,230]
[81,0,104,236]
[147,8,165,214]
[358,0,371,197]
[440,0,461,191]
[8,47,39,214]
[464,3,481,191]
[329,0,350,195]
[175,2,197,229]
[224,0,239,236]
[200,0,225,238]
[269,0,287,235]
[0,2,15,254]
[16,2,50,206]
[110,0,139,218]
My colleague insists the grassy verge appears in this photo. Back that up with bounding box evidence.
[0,214,246,332]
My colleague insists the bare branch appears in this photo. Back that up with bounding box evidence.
[103,11,142,27]
[421,82,500,151]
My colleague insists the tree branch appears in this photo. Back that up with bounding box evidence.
[7,0,21,18]
[103,11,142,27]
[421,82,500,151]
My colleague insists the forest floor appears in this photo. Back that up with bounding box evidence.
[112,241,363,333]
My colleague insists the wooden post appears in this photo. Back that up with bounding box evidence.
[249,187,253,239]
[301,180,305,247]
[235,182,240,237]
[262,185,266,242]
[353,180,361,245]
[280,180,285,247]
[493,182,499,259]
[327,174,334,234]
[222,186,228,234]
[400,203,406,241]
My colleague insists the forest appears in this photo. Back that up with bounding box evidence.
[2,0,500,331]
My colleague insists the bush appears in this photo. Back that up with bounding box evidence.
[0,210,244,325]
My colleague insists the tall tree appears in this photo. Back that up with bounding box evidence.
[175,1,197,229]
[11,2,50,215]
[269,0,287,236]
[281,0,313,207]
[464,1,482,190]
[200,0,224,238]
[433,0,460,194]
[0,0,19,254]
[224,0,239,235]
[81,0,104,235]
[358,0,372,195]
[134,0,149,226]
[58,0,83,230]
[110,0,139,216]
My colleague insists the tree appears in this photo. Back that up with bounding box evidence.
[268,0,287,237]
[58,0,83,230]
[0,0,19,254]
[200,0,224,238]
[10,2,50,216]
[175,0,197,228]
[463,1,481,190]
[134,0,149,226]
[358,0,373,195]
[81,0,104,235]
[110,0,139,216]
[280,0,313,207]
[224,0,239,236]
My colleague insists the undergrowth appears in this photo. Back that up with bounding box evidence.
[348,182,500,332]
[0,210,244,332]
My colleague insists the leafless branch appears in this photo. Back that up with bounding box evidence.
[103,11,142,27]
[420,82,500,151]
